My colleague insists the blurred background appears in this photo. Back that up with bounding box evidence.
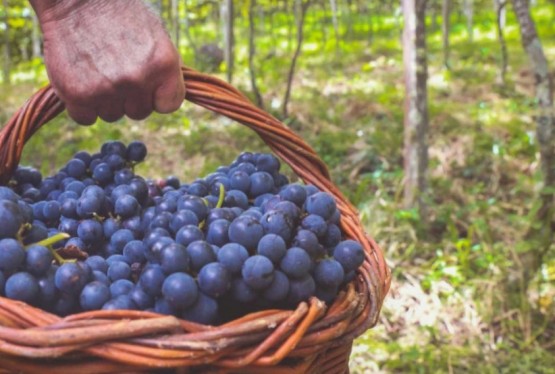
[1,0,555,372]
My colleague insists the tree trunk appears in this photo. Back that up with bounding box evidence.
[2,0,10,85]
[286,0,294,53]
[183,0,199,64]
[345,0,353,38]
[221,0,234,83]
[495,1,508,85]
[463,0,473,42]
[318,1,328,46]
[495,0,506,28]
[329,0,340,50]
[248,0,264,109]
[402,0,429,218]
[368,3,374,43]
[269,6,277,55]
[31,11,41,58]
[282,0,310,118]
[171,0,180,51]
[157,0,164,17]
[442,0,450,69]
[431,1,439,31]
[509,0,555,308]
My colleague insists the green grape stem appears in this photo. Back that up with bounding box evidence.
[26,232,75,264]
[216,184,225,209]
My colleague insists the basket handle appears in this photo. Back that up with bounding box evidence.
[0,66,390,303]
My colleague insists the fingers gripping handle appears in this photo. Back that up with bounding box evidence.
[0,67,329,186]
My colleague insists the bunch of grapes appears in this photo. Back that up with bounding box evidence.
[0,141,365,324]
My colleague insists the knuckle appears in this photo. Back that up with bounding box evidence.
[115,69,145,90]
[152,46,180,75]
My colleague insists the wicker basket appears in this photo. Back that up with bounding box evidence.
[0,67,391,373]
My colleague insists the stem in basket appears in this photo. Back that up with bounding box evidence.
[26,232,75,264]
[216,184,226,209]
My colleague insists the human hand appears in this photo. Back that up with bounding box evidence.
[30,0,185,125]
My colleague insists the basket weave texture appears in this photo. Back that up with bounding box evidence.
[0,67,391,373]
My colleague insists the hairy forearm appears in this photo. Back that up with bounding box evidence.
[29,0,79,19]
[28,0,59,14]
[29,0,139,24]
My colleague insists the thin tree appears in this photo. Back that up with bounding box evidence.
[402,0,429,218]
[248,0,264,109]
[495,1,508,85]
[367,2,374,43]
[509,0,555,313]
[329,0,340,50]
[183,0,199,61]
[318,0,328,46]
[221,0,234,83]
[2,0,10,85]
[282,0,310,118]
[268,5,277,55]
[495,0,506,28]
[442,0,451,69]
[463,0,473,42]
[31,11,41,58]
[430,1,439,31]
[171,0,180,52]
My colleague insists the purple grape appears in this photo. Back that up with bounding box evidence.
[287,274,316,305]
[176,225,204,247]
[314,258,345,288]
[110,279,134,298]
[186,240,217,272]
[5,272,39,304]
[25,245,53,277]
[182,293,219,324]
[0,239,26,272]
[162,272,198,309]
[228,215,264,251]
[301,214,327,238]
[262,270,290,302]
[280,247,312,279]
[305,192,337,221]
[115,195,139,218]
[55,262,88,295]
[198,262,231,298]
[206,219,231,247]
[126,141,147,162]
[107,261,131,281]
[80,281,111,310]
[278,183,307,207]
[0,200,25,239]
[139,265,165,297]
[257,234,286,264]
[333,240,365,273]
[231,278,258,303]
[160,243,190,274]
[242,255,274,290]
[249,172,274,197]
[260,210,294,243]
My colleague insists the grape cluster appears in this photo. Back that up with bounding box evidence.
[0,141,365,324]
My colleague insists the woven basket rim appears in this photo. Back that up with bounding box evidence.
[0,66,391,371]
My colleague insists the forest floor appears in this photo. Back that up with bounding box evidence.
[1,3,555,373]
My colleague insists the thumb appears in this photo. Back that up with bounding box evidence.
[153,72,185,114]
